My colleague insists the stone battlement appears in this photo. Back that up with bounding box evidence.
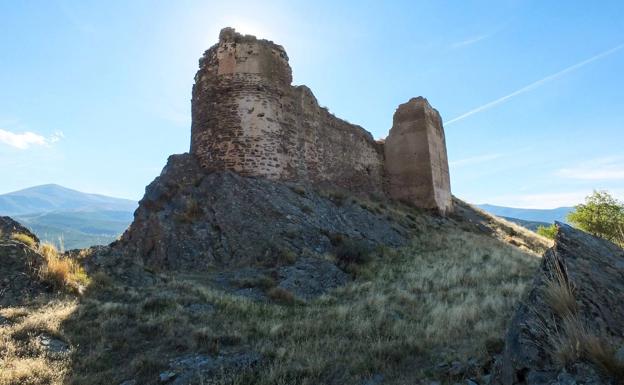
[190,28,452,214]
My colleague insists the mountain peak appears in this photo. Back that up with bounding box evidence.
[0,184,137,216]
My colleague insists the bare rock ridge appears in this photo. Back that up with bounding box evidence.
[191,27,451,214]
[0,216,48,306]
[115,154,412,269]
[497,223,624,384]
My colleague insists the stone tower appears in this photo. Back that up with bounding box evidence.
[384,97,452,214]
[190,27,385,195]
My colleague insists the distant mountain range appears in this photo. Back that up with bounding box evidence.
[477,204,574,225]
[0,184,136,250]
[0,184,136,215]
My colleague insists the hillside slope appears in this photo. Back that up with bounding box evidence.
[0,185,136,249]
[0,184,136,216]
[0,182,553,385]
[15,210,133,250]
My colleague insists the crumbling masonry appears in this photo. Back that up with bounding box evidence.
[191,28,452,214]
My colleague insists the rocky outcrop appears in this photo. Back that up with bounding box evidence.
[498,223,624,384]
[190,27,452,213]
[115,154,412,270]
[0,216,39,243]
[0,216,47,306]
[385,97,452,214]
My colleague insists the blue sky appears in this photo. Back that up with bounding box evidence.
[1,0,623,208]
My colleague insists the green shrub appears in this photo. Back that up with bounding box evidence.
[537,224,558,240]
[568,191,624,246]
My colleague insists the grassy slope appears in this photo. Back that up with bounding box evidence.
[0,198,552,385]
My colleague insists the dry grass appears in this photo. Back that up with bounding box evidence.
[0,202,545,384]
[266,287,297,305]
[48,220,540,385]
[36,243,89,294]
[464,202,553,255]
[543,258,577,318]
[541,256,624,381]
[10,233,37,248]
[0,301,76,385]
[548,315,624,380]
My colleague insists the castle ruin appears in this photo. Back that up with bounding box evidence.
[191,28,452,214]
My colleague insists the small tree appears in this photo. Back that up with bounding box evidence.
[567,191,624,246]
[536,224,558,240]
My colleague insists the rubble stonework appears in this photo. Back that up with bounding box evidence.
[190,27,452,213]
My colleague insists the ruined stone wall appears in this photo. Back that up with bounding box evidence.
[191,28,385,195]
[191,28,452,213]
[384,98,452,214]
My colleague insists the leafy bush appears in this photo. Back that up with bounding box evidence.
[568,191,624,246]
[537,224,558,240]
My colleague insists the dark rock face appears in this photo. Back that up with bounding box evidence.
[0,216,39,243]
[277,257,349,300]
[498,223,624,384]
[0,216,47,306]
[160,351,261,385]
[115,153,411,270]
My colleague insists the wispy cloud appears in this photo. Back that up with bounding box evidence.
[450,153,502,168]
[445,43,624,126]
[556,156,624,180]
[0,129,64,150]
[451,34,490,49]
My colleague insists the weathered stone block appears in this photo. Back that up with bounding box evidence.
[384,97,452,214]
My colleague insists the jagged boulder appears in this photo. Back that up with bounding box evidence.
[0,216,39,243]
[498,223,624,384]
[0,216,48,306]
[114,153,412,270]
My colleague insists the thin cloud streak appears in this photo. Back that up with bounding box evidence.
[449,153,502,168]
[445,43,624,126]
[451,34,489,49]
[556,156,624,180]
